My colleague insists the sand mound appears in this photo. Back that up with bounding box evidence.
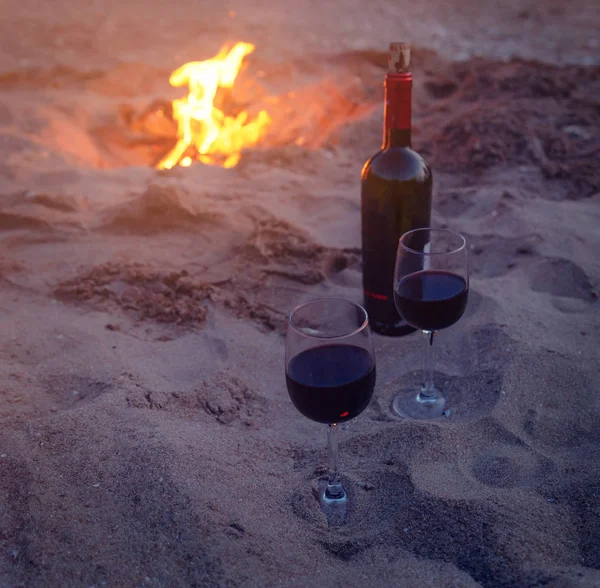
[126,372,267,427]
[54,263,211,327]
[53,208,360,335]
[98,184,224,235]
[417,59,600,199]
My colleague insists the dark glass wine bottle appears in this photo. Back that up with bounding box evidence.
[361,42,433,337]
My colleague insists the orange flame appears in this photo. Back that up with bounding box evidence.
[156,42,270,170]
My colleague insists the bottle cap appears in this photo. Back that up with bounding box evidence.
[388,42,410,73]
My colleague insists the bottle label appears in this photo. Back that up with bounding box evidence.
[365,290,388,301]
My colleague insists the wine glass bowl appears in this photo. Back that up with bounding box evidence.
[392,228,469,420]
[285,298,376,506]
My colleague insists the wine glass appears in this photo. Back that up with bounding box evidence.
[285,298,376,510]
[392,228,468,420]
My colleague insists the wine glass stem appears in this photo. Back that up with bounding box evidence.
[326,423,345,500]
[421,330,436,400]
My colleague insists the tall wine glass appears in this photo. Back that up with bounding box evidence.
[392,228,468,420]
[285,298,376,509]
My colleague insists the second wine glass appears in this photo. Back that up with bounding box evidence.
[392,228,469,420]
[285,299,376,509]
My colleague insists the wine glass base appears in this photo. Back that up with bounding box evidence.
[392,387,449,420]
[318,480,348,526]
[321,487,348,504]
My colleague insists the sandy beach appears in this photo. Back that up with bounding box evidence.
[0,0,599,585]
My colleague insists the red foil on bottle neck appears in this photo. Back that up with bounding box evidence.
[384,72,412,131]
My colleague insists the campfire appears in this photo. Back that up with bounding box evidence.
[156,42,271,170]
[99,41,378,169]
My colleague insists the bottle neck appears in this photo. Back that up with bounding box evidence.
[383,72,412,148]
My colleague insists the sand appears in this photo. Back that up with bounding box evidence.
[0,0,599,586]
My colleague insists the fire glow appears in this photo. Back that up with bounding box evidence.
[156,42,271,170]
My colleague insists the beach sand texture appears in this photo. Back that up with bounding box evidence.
[0,0,599,585]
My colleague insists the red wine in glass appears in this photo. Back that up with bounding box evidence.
[393,270,468,332]
[286,344,376,425]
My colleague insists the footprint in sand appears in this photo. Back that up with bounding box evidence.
[44,375,113,410]
[462,232,542,278]
[503,350,599,450]
[412,416,557,499]
[436,186,522,222]
[528,256,596,301]
[469,444,554,490]
[524,407,600,449]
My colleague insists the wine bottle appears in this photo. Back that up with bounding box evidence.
[361,42,433,336]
